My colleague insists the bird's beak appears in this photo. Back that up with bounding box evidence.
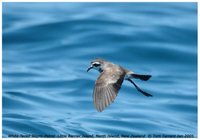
[87,66,93,72]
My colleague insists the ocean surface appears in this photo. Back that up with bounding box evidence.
[2,2,197,138]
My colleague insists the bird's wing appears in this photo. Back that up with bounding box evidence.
[93,70,125,112]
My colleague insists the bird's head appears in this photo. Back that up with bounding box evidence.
[87,58,105,72]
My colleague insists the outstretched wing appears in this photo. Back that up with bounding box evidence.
[93,70,125,112]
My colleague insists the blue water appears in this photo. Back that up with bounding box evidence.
[2,2,197,138]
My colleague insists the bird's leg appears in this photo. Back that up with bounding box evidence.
[127,79,152,97]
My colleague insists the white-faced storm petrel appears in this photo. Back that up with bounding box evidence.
[87,58,152,112]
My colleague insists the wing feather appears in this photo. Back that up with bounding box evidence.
[104,89,109,107]
[107,87,112,103]
[93,69,125,112]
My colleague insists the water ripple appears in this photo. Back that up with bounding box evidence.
[3,2,197,138]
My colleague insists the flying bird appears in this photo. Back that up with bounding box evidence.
[87,58,152,112]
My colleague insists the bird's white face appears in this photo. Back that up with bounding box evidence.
[91,62,102,71]
[87,61,103,72]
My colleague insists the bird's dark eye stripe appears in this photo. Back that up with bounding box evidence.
[93,63,100,67]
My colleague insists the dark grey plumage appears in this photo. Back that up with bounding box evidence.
[87,58,152,112]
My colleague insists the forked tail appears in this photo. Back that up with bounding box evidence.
[131,73,152,81]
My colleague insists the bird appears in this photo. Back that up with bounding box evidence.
[87,58,152,112]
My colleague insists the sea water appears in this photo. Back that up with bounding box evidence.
[2,2,197,138]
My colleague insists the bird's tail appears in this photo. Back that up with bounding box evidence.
[130,73,151,81]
